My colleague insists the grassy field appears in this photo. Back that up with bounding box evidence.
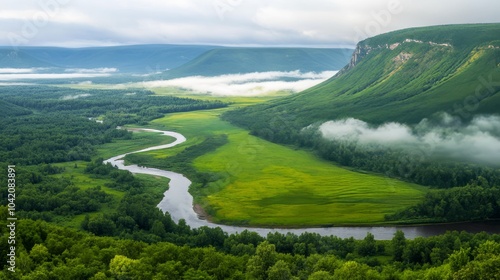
[143,99,427,227]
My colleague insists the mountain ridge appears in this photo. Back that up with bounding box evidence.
[161,47,354,78]
[0,44,216,73]
[224,23,500,133]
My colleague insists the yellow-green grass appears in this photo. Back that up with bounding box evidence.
[148,107,427,227]
[151,87,291,104]
[196,131,426,226]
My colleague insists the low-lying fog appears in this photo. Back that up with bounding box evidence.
[140,71,337,96]
[317,114,500,166]
[0,68,337,97]
[0,67,118,80]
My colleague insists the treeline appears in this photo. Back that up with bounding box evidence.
[387,180,500,223]
[0,113,131,165]
[0,85,227,125]
[2,218,500,279]
[0,163,111,223]
[305,134,500,189]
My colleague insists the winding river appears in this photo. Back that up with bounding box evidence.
[105,128,500,240]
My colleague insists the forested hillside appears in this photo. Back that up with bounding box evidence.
[162,48,353,78]
[226,24,500,127]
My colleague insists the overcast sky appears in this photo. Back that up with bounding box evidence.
[1,0,499,48]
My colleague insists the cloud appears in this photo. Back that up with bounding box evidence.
[1,0,499,47]
[0,82,33,86]
[64,68,118,74]
[140,71,336,96]
[61,93,92,100]
[0,68,36,74]
[0,68,116,81]
[318,114,500,166]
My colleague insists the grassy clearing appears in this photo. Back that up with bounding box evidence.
[151,87,290,104]
[146,99,427,227]
[49,160,170,228]
[50,161,123,228]
[97,129,177,159]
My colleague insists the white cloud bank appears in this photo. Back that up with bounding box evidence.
[64,68,118,74]
[0,68,36,74]
[318,114,500,166]
[2,0,500,47]
[141,70,336,96]
[0,68,117,81]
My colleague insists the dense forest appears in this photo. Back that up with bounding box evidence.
[2,217,500,279]
[0,86,227,125]
[2,85,500,278]
[0,85,226,165]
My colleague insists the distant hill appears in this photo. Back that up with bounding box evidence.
[162,48,354,78]
[0,45,215,73]
[225,24,500,131]
[0,99,32,117]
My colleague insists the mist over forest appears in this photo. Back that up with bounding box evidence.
[318,114,500,166]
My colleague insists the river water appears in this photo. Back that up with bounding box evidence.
[104,128,500,240]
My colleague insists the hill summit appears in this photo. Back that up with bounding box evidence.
[162,48,354,78]
[226,23,500,132]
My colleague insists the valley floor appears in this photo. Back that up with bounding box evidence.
[123,91,429,227]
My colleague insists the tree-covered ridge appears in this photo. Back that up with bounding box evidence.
[361,23,500,50]
[162,47,353,78]
[0,45,215,73]
[2,218,500,279]
[225,24,500,128]
[0,99,32,118]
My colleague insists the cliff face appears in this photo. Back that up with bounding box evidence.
[336,37,455,77]
[336,44,372,76]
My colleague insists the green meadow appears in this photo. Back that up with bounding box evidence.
[138,96,428,227]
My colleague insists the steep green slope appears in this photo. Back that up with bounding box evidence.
[226,24,500,130]
[163,47,353,78]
